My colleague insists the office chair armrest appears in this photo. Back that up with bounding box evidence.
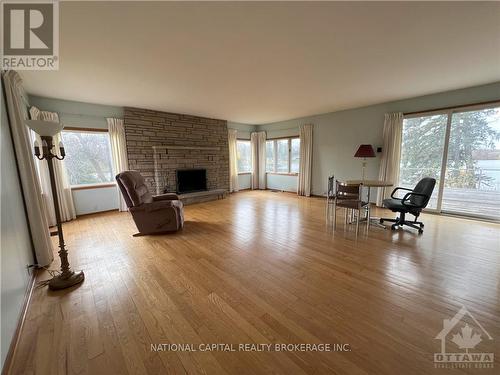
[401,192,430,208]
[390,187,413,199]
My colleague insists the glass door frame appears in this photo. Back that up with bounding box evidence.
[402,101,500,218]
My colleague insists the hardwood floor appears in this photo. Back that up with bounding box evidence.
[8,191,500,375]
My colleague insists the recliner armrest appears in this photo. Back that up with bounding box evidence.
[153,193,179,201]
[130,200,179,213]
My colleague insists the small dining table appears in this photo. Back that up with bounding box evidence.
[345,179,393,228]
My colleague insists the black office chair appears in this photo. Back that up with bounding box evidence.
[380,177,436,234]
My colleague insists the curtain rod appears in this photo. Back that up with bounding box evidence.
[257,127,299,132]
[55,112,112,120]
[403,99,500,116]
[28,108,115,120]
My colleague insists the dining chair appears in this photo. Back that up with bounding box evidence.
[333,180,370,235]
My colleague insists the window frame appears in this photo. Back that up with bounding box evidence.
[265,136,300,175]
[236,138,252,175]
[61,127,117,190]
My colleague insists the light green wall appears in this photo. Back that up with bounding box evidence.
[1,86,35,369]
[227,121,256,139]
[257,82,500,196]
[267,174,297,192]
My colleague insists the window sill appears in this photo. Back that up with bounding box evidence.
[71,183,116,191]
[238,172,252,175]
[266,172,299,176]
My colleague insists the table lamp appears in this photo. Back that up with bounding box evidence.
[25,119,85,290]
[354,144,375,180]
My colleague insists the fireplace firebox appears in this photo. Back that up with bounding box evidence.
[176,169,207,194]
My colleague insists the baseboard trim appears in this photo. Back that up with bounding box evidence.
[311,193,327,198]
[75,208,120,218]
[266,188,297,194]
[1,269,37,375]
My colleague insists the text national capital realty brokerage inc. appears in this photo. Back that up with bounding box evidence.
[151,343,351,353]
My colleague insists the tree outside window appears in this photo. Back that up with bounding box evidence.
[61,130,114,186]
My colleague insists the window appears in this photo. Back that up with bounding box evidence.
[61,129,114,186]
[399,104,500,220]
[236,140,251,173]
[265,137,300,174]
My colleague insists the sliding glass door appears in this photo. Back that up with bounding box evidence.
[441,107,500,219]
[400,104,500,220]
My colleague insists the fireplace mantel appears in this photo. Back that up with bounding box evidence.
[152,145,220,151]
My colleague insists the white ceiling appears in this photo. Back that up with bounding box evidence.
[21,1,500,124]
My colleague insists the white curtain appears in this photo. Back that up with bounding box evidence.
[376,112,403,206]
[257,131,266,189]
[298,124,313,197]
[2,71,54,266]
[250,131,266,190]
[29,106,76,225]
[250,132,259,189]
[228,129,239,192]
[107,118,129,211]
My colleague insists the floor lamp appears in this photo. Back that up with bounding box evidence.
[25,120,85,290]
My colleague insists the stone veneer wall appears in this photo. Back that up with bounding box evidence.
[124,107,229,194]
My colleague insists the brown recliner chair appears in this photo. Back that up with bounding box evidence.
[116,171,184,236]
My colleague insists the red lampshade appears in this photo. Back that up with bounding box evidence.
[354,144,376,158]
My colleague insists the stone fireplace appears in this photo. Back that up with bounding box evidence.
[123,107,229,195]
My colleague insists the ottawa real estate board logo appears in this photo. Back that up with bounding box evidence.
[434,305,494,369]
[1,0,59,70]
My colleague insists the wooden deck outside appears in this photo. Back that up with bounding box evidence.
[427,188,500,219]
